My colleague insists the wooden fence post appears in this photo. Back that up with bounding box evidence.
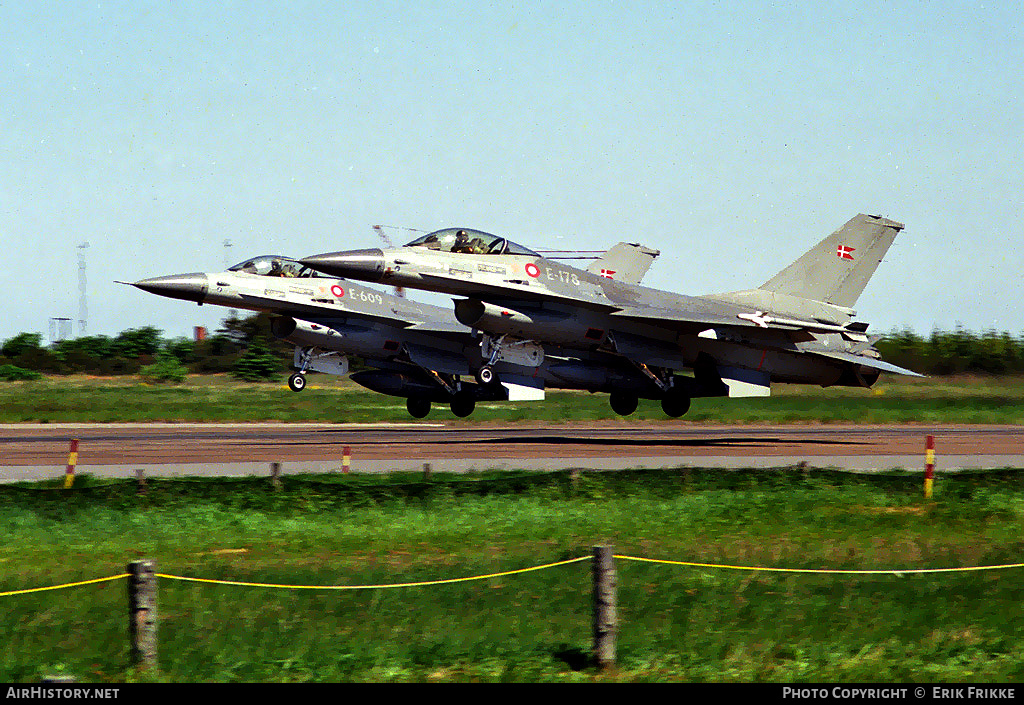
[127,560,157,670]
[423,462,431,480]
[271,462,282,491]
[592,545,617,670]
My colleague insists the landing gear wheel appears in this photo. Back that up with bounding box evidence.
[288,373,307,392]
[661,388,691,418]
[450,390,476,418]
[476,365,495,385]
[406,397,431,419]
[609,391,639,416]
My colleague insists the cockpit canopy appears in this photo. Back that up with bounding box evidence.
[228,255,323,278]
[404,228,539,257]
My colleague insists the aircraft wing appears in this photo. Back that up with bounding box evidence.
[417,273,620,312]
[611,305,754,331]
[404,319,475,338]
[609,303,862,336]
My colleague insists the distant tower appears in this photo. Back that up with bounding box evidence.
[223,239,236,319]
[77,242,89,336]
[49,317,72,343]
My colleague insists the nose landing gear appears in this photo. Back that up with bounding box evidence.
[288,373,307,392]
[476,365,495,385]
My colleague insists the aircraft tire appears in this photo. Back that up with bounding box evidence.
[406,397,431,419]
[476,365,496,385]
[288,373,307,392]
[450,391,476,418]
[609,391,638,416]
[661,388,691,418]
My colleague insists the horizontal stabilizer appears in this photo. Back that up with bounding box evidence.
[810,350,924,377]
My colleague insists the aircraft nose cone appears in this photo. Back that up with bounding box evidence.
[132,273,209,303]
[300,248,385,282]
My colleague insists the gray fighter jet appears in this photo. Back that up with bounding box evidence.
[128,244,665,418]
[300,214,921,417]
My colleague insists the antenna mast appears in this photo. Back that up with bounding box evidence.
[77,242,89,336]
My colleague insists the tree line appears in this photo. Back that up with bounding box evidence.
[0,313,291,382]
[2,316,1023,381]
[874,328,1024,376]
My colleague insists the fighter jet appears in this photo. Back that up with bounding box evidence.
[127,243,665,418]
[300,214,921,417]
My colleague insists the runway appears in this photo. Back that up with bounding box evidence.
[1,422,1021,481]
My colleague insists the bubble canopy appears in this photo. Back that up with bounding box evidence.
[404,228,539,257]
[228,255,324,278]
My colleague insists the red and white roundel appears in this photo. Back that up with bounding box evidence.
[330,285,345,298]
[524,263,540,278]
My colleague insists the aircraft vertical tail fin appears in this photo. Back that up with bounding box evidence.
[587,242,660,284]
[759,214,904,308]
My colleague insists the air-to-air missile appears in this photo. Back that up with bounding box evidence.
[299,214,921,417]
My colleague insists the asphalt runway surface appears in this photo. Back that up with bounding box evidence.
[1,422,1022,481]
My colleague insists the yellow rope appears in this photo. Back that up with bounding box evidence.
[0,573,129,597]
[156,556,590,589]
[7,553,1024,598]
[615,555,1024,575]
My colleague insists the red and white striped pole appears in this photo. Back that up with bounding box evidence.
[924,434,935,499]
[64,438,80,489]
[342,445,351,474]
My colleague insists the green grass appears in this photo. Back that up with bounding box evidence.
[1,373,1023,423]
[3,467,1024,682]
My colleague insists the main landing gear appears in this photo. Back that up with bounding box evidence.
[407,397,431,419]
[608,388,691,418]
[609,391,638,416]
[449,389,476,418]
[660,386,691,418]
[403,389,475,419]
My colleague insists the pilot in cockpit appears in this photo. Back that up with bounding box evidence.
[453,230,487,254]
[452,230,472,253]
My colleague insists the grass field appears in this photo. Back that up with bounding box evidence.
[4,468,1024,682]
[1,373,1023,424]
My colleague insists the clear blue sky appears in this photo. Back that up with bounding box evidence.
[3,1,1021,343]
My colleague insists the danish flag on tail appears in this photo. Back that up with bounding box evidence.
[600,269,616,279]
[836,245,855,260]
